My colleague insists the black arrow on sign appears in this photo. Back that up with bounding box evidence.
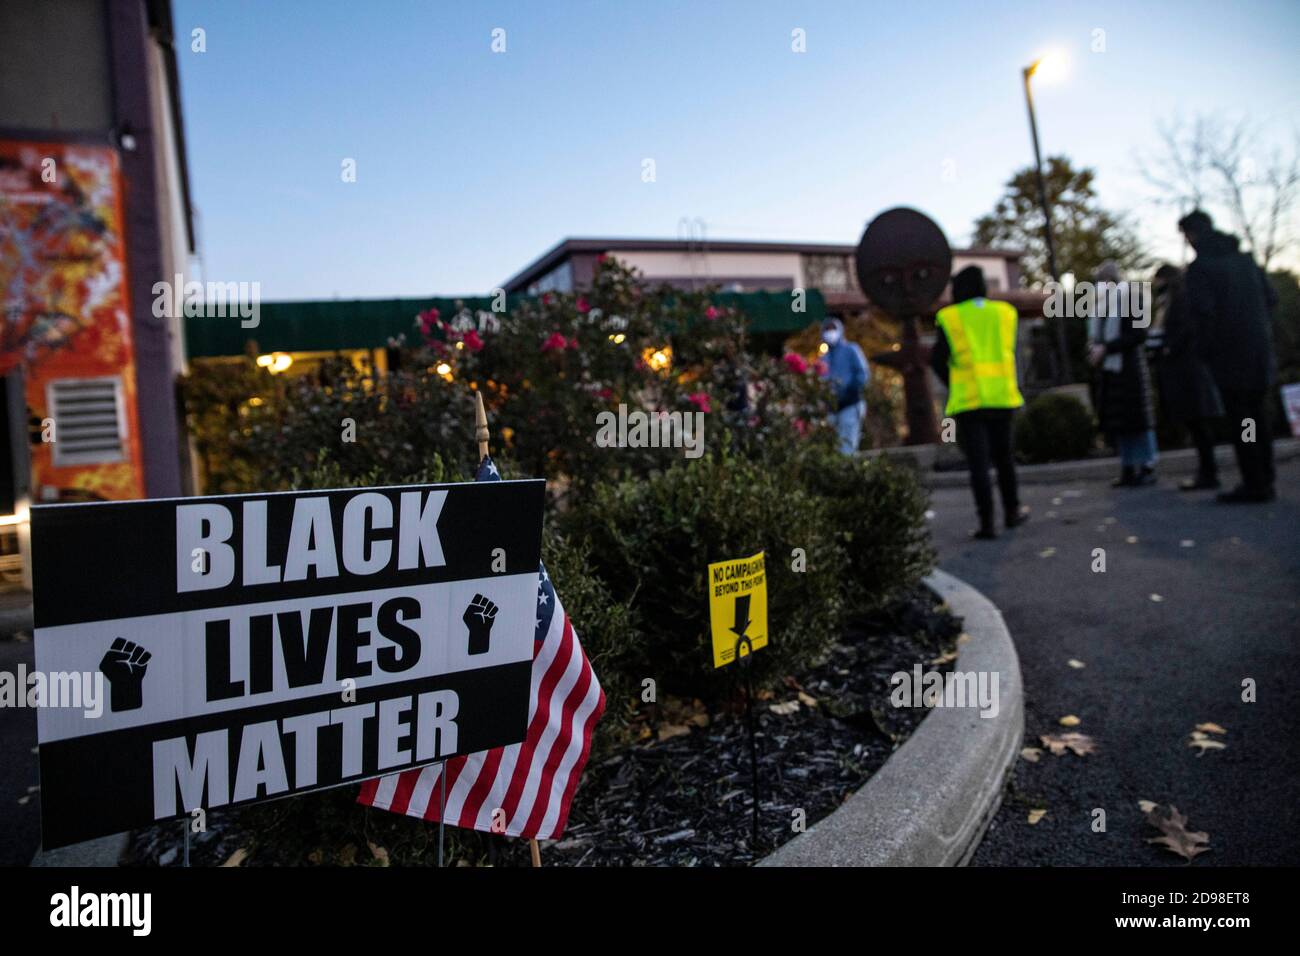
[730,594,751,640]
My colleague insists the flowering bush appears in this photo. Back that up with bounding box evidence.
[183,257,842,498]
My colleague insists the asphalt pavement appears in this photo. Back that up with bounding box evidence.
[926,458,1300,865]
[0,632,39,866]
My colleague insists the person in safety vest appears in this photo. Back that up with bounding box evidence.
[929,265,1030,539]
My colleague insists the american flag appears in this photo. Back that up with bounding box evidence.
[357,456,605,839]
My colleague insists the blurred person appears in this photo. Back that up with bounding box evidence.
[930,265,1028,539]
[1089,261,1158,487]
[1179,209,1279,503]
[1152,264,1224,489]
[819,318,870,454]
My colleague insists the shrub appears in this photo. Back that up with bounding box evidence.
[801,450,936,615]
[182,352,476,494]
[560,440,847,700]
[1014,392,1096,463]
[539,525,641,754]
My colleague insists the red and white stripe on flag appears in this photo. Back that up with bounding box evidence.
[357,593,605,840]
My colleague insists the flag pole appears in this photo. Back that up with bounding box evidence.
[473,389,542,869]
[475,390,489,463]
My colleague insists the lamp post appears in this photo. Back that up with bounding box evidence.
[1022,53,1073,384]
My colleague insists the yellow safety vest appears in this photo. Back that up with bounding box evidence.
[935,298,1024,415]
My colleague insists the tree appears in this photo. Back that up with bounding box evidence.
[1138,114,1300,271]
[973,156,1149,286]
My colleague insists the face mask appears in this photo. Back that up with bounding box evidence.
[822,329,841,346]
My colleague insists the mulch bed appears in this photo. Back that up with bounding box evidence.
[125,585,959,867]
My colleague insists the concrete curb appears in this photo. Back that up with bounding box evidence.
[31,832,129,867]
[759,569,1023,867]
[923,436,1300,488]
[0,600,33,639]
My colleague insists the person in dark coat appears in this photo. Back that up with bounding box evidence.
[1088,261,1158,487]
[1152,264,1224,489]
[1179,210,1279,503]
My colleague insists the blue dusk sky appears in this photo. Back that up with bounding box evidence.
[174,0,1300,299]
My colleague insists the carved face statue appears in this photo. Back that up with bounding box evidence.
[854,208,952,317]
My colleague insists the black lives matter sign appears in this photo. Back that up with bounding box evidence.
[32,480,544,848]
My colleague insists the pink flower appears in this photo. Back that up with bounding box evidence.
[542,293,553,306]
[813,359,828,377]
[463,330,484,352]
[783,352,809,374]
[418,307,441,332]
[598,387,613,400]
[793,418,809,436]
[688,392,712,413]
[596,253,608,263]
[576,296,591,314]
[705,305,720,321]
[541,332,568,353]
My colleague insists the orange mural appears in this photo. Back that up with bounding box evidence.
[0,141,144,501]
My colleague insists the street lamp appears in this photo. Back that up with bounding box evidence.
[1022,50,1073,383]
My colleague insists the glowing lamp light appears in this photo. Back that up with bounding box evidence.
[435,362,453,381]
[608,333,626,344]
[1027,48,1069,84]
[818,342,829,355]
[643,345,672,372]
[256,352,293,374]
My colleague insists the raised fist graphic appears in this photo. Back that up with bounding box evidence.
[463,594,499,655]
[99,638,151,712]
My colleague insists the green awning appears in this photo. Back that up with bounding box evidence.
[184,290,824,359]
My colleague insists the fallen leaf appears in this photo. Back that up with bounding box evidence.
[338,844,358,866]
[1187,735,1226,756]
[768,700,800,716]
[1020,747,1042,763]
[656,723,691,741]
[1150,593,1164,602]
[1143,804,1211,862]
[796,691,819,708]
[1038,547,1057,558]
[929,649,958,665]
[1180,539,1195,548]
[1028,809,1047,825]
[1105,516,1117,524]
[221,848,249,868]
[1126,535,1139,544]
[1138,799,1158,813]
[1040,732,1096,756]
[957,632,972,645]
[1195,722,1227,735]
[307,849,324,865]
[1058,714,1081,727]
[1051,497,1062,506]
[368,842,390,867]
[1067,659,1086,669]
[17,795,30,806]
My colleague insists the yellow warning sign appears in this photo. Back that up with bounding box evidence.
[708,551,768,668]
